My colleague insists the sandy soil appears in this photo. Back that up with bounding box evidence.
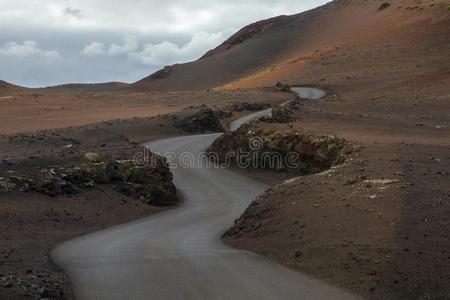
[0,89,289,135]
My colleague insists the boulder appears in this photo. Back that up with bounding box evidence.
[209,126,356,175]
[275,82,291,92]
[174,108,224,133]
[0,154,178,207]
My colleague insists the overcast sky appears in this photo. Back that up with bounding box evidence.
[0,0,330,87]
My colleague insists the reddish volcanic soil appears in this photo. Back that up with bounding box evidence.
[0,0,449,299]
[224,79,450,299]
[0,90,289,299]
[0,89,288,135]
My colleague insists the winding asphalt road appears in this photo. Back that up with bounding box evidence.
[52,87,358,299]
[291,87,326,100]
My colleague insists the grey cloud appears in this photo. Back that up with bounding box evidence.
[108,36,139,56]
[82,42,106,56]
[0,0,331,87]
[63,7,85,19]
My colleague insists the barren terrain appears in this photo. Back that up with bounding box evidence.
[224,82,450,299]
[0,89,288,135]
[1,0,449,299]
[0,90,287,299]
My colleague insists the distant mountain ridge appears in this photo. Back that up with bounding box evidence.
[132,0,450,91]
[2,0,449,94]
[199,15,289,60]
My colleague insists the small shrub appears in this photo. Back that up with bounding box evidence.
[378,2,391,10]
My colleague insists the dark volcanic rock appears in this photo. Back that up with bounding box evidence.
[174,108,224,133]
[200,15,289,60]
[209,125,358,175]
[275,82,292,92]
[230,102,271,112]
[148,66,173,80]
[0,152,178,207]
[261,98,300,124]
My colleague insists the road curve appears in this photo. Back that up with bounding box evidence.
[291,87,326,100]
[229,108,272,131]
[230,87,325,131]
[52,88,358,300]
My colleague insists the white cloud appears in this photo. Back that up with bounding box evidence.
[128,32,227,66]
[81,32,226,67]
[0,0,332,86]
[0,40,60,61]
[108,35,138,56]
[82,42,106,56]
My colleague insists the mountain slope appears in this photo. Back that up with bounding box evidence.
[3,0,448,94]
[0,80,26,96]
[133,0,450,91]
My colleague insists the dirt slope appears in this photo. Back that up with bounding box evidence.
[132,0,450,91]
[0,80,25,96]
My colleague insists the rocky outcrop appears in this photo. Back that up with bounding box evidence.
[262,100,300,123]
[200,15,289,60]
[174,107,224,133]
[209,126,357,175]
[229,102,271,112]
[0,152,178,207]
[275,82,291,92]
[214,102,271,120]
[147,66,174,80]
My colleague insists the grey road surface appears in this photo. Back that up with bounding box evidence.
[291,87,326,99]
[229,87,325,131]
[229,108,272,131]
[52,88,359,300]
